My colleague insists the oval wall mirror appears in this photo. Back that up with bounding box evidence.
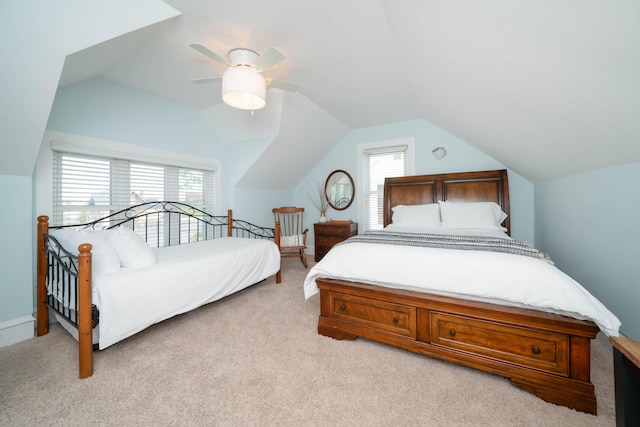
[325,169,354,210]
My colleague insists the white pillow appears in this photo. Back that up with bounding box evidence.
[48,228,78,253]
[281,234,304,247]
[391,204,441,228]
[439,201,508,231]
[109,226,157,268]
[49,229,121,274]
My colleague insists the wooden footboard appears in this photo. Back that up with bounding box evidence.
[37,204,281,379]
[317,278,600,414]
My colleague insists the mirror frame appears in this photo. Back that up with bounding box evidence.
[325,169,355,211]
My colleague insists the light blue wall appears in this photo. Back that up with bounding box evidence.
[47,78,225,160]
[45,81,535,239]
[46,78,284,228]
[223,138,291,226]
[0,175,33,323]
[295,119,535,248]
[535,162,640,338]
[233,188,292,228]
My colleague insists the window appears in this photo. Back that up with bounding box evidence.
[357,139,415,232]
[52,151,215,226]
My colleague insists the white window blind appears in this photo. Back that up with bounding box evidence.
[130,163,164,203]
[362,145,409,231]
[52,151,215,225]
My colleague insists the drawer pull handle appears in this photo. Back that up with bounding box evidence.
[393,317,399,323]
[531,346,541,355]
[449,329,456,337]
[340,304,346,311]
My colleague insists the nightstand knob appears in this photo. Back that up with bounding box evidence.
[449,329,456,337]
[393,317,399,323]
[532,346,541,355]
[340,304,346,311]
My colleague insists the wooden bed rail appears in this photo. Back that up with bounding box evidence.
[37,208,281,379]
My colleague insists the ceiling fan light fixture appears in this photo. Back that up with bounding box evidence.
[222,67,266,110]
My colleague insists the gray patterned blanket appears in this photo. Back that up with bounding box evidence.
[338,231,554,265]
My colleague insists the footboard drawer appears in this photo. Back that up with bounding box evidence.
[429,312,569,376]
[328,293,416,338]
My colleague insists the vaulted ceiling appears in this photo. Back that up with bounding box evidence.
[4,1,640,183]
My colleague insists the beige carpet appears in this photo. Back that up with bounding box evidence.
[1,258,615,426]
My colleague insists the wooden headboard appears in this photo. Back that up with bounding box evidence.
[383,169,510,235]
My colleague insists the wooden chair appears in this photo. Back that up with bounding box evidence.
[273,206,308,268]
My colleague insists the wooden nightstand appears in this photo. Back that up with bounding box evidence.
[610,336,640,427]
[314,221,358,262]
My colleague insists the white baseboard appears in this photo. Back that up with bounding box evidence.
[0,315,35,347]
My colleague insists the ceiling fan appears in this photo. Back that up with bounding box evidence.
[189,43,299,110]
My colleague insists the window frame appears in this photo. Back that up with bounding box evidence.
[36,131,221,227]
[356,138,415,232]
[52,151,216,226]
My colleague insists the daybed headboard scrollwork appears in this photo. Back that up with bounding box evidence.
[49,201,276,246]
[383,169,510,235]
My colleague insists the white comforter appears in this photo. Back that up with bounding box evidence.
[304,229,620,337]
[94,237,280,349]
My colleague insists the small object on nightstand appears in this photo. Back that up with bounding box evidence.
[314,221,357,262]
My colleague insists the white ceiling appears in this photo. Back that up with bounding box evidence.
[57,0,640,182]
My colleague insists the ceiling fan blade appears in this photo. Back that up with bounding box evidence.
[190,76,222,84]
[267,79,299,92]
[255,47,285,71]
[189,43,228,66]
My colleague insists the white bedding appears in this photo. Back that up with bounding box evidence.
[304,229,621,337]
[93,237,280,349]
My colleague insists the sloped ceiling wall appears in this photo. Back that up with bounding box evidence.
[0,0,181,176]
[234,92,350,189]
[2,1,639,185]
[381,1,640,181]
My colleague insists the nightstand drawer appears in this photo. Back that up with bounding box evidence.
[314,221,358,262]
[315,245,331,261]
[316,235,346,247]
[315,224,352,237]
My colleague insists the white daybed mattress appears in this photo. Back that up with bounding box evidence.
[88,237,280,349]
[304,228,620,337]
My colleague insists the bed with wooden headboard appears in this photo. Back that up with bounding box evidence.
[305,169,620,415]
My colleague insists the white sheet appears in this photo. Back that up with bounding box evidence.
[304,230,620,337]
[94,237,280,349]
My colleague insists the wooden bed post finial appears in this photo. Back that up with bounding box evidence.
[227,209,233,237]
[36,216,49,337]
